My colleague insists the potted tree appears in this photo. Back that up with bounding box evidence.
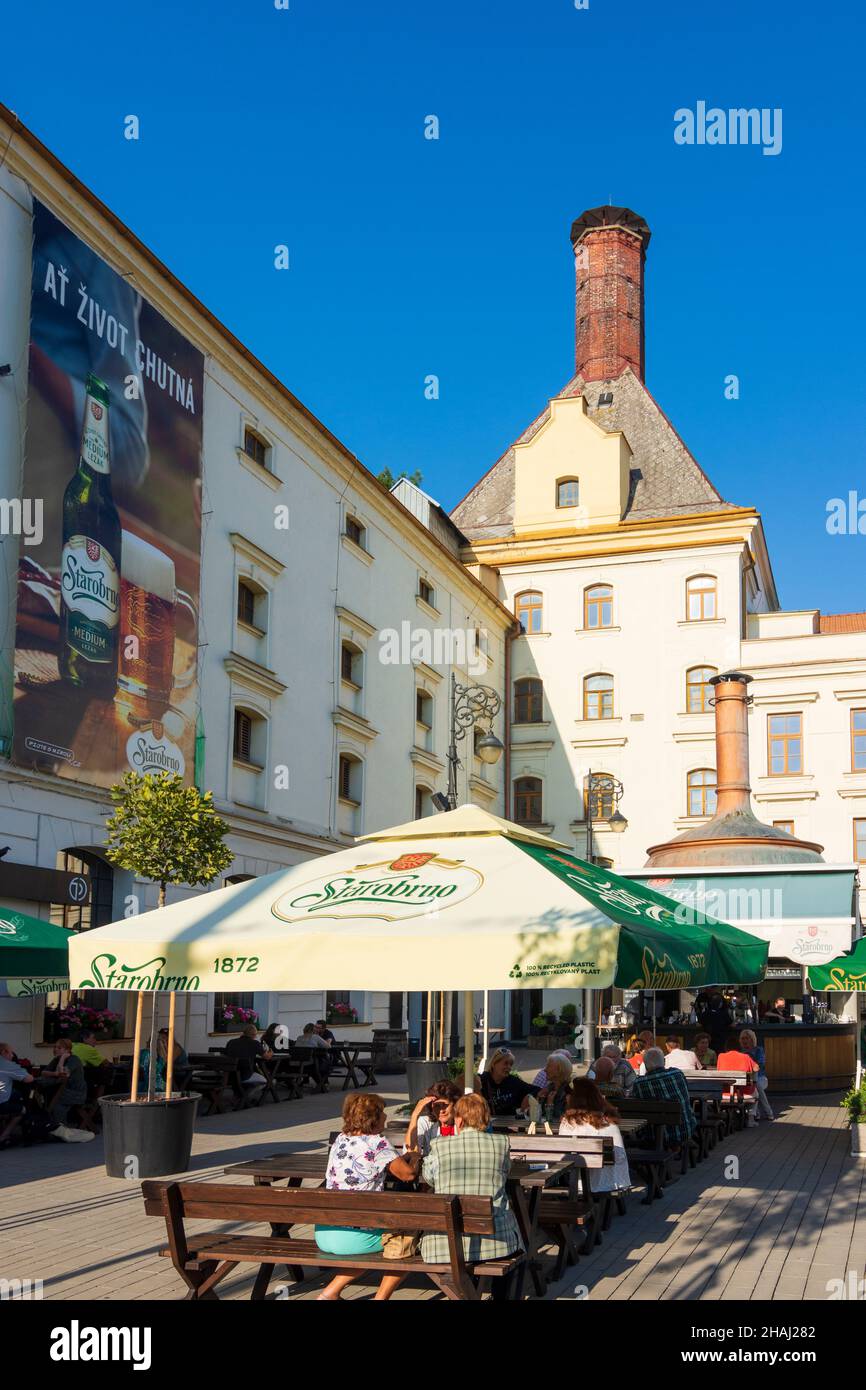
[99,771,234,1178]
[841,1076,866,1158]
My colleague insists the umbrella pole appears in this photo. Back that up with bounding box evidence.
[464,990,474,1094]
[480,989,489,1077]
[145,989,159,1103]
[165,991,176,1099]
[130,992,144,1103]
[438,991,445,1060]
[425,991,432,1061]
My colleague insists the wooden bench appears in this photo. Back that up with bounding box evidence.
[506,1133,618,1277]
[141,1180,525,1301]
[612,1099,693,1202]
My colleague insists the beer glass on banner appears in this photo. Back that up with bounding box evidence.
[116,531,197,722]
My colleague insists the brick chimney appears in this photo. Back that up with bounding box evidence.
[570,206,651,382]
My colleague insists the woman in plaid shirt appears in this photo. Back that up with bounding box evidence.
[421,1093,523,1265]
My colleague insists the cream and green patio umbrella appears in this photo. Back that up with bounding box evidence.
[68,806,767,1074]
[808,938,866,993]
[0,908,70,994]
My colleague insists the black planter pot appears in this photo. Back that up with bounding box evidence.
[99,1093,200,1179]
[405,1059,449,1106]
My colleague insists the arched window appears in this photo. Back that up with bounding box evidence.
[686,575,717,622]
[584,584,613,629]
[514,776,543,825]
[584,673,614,720]
[556,478,580,508]
[515,590,543,634]
[686,665,717,713]
[584,773,615,821]
[687,768,717,817]
[514,677,543,724]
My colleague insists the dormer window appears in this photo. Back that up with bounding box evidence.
[556,478,580,509]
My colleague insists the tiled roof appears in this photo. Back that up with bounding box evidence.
[451,367,733,540]
[819,612,866,634]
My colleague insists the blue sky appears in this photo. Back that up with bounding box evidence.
[3,0,865,610]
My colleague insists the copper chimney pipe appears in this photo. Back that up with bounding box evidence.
[709,671,753,816]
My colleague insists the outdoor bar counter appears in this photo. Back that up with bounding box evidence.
[598,1022,857,1092]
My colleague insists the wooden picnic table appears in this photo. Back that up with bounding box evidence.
[255,1053,316,1104]
[223,1148,576,1298]
[328,1041,378,1090]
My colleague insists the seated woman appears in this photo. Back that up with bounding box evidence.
[559,1078,631,1195]
[404,1079,461,1157]
[139,1030,190,1095]
[35,1038,88,1126]
[536,1053,573,1122]
[693,1032,717,1068]
[531,1049,573,1089]
[421,1093,522,1266]
[316,1091,421,1301]
[477,1047,540,1116]
[624,1035,644,1071]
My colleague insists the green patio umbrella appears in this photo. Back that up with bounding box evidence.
[0,907,71,987]
[515,842,769,988]
[808,938,866,992]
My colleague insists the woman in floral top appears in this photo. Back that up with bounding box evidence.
[317,1091,421,1301]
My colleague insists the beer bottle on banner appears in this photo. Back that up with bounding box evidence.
[59,374,122,695]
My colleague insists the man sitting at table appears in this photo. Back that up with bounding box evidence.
[34,1038,93,1139]
[476,1047,540,1116]
[316,1019,337,1045]
[631,1046,697,1152]
[71,1029,115,1099]
[224,1023,271,1097]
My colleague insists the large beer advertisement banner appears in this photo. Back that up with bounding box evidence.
[13,200,204,788]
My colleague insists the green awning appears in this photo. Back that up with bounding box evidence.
[0,908,72,978]
[808,938,866,991]
[515,843,769,989]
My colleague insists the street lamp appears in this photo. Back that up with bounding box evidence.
[584,768,627,863]
[442,672,504,810]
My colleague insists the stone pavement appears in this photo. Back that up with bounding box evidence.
[0,1062,862,1302]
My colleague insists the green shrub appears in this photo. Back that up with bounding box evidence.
[560,1003,578,1024]
[841,1078,866,1124]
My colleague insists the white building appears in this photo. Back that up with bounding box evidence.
[0,106,510,1061]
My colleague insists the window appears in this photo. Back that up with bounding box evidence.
[515,590,543,634]
[415,785,432,819]
[852,710,866,771]
[584,585,613,629]
[688,769,717,817]
[514,677,543,724]
[686,575,717,621]
[338,753,361,803]
[584,673,614,720]
[556,478,580,508]
[768,713,802,775]
[773,820,795,836]
[686,665,717,713]
[514,776,542,825]
[584,773,615,821]
[855,819,866,863]
[419,578,435,607]
[214,993,255,1032]
[233,709,253,764]
[345,515,365,549]
[237,580,256,628]
[243,427,268,469]
[416,690,433,730]
[341,642,362,686]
